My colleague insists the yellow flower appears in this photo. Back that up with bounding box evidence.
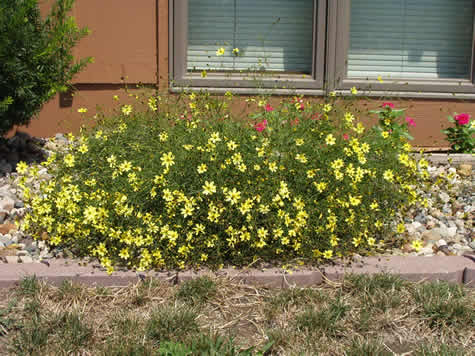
[201,70,207,78]
[329,91,337,97]
[350,86,358,95]
[16,161,28,175]
[232,48,240,55]
[119,160,132,172]
[383,169,394,182]
[181,204,195,218]
[148,97,158,111]
[216,47,225,56]
[306,170,316,179]
[352,237,362,247]
[78,144,88,154]
[227,140,238,150]
[323,250,333,259]
[160,152,175,168]
[224,187,241,205]
[121,104,133,116]
[367,237,376,246]
[331,159,344,170]
[377,75,383,83]
[113,95,119,101]
[202,181,217,195]
[77,107,88,113]
[295,138,304,146]
[295,153,308,164]
[325,134,336,145]
[159,132,168,142]
[354,123,365,134]
[257,227,268,240]
[344,112,355,124]
[64,154,75,167]
[411,240,423,252]
[396,223,405,234]
[119,248,130,260]
[268,162,277,173]
[322,103,332,113]
[197,163,207,174]
[349,194,361,206]
[381,131,390,139]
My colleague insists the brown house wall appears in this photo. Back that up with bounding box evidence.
[14,1,474,148]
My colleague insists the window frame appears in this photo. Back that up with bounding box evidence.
[326,0,475,96]
[169,0,475,98]
[169,0,326,92]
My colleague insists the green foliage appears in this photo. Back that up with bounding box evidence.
[294,297,350,336]
[159,334,274,356]
[176,276,217,306]
[17,276,40,298]
[412,281,473,329]
[441,113,474,153]
[369,102,415,141]
[145,306,199,344]
[0,0,91,135]
[18,91,430,273]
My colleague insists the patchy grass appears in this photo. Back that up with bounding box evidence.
[0,274,473,355]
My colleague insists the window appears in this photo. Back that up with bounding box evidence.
[170,0,326,91]
[170,0,475,97]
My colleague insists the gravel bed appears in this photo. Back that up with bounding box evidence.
[0,132,473,265]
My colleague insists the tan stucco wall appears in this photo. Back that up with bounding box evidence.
[13,1,474,148]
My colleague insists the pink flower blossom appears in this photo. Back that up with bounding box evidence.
[405,117,416,127]
[343,134,349,140]
[454,113,470,125]
[265,104,274,112]
[291,118,299,126]
[382,102,395,109]
[254,120,268,132]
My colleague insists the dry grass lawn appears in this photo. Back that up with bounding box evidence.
[0,274,474,355]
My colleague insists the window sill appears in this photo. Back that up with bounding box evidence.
[170,85,475,100]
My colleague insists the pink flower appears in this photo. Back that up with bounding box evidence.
[454,113,470,125]
[254,120,268,132]
[343,134,349,140]
[405,117,416,127]
[382,102,395,109]
[265,104,274,112]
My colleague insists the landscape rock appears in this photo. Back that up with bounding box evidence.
[458,164,472,177]
[0,197,14,212]
[0,223,17,235]
[4,255,19,264]
[19,255,33,263]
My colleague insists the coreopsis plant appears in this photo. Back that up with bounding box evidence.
[17,91,429,274]
[442,113,474,153]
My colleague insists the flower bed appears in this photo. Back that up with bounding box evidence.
[15,92,430,273]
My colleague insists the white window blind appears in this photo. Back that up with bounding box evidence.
[348,0,474,80]
[187,0,314,74]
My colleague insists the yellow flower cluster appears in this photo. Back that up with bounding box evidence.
[17,92,430,274]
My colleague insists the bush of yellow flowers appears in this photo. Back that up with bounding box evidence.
[17,90,429,274]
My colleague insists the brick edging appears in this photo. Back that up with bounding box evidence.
[0,255,474,289]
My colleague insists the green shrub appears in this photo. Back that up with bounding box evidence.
[0,0,91,135]
[18,91,429,273]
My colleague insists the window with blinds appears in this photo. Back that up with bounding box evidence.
[348,0,474,80]
[187,0,314,74]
